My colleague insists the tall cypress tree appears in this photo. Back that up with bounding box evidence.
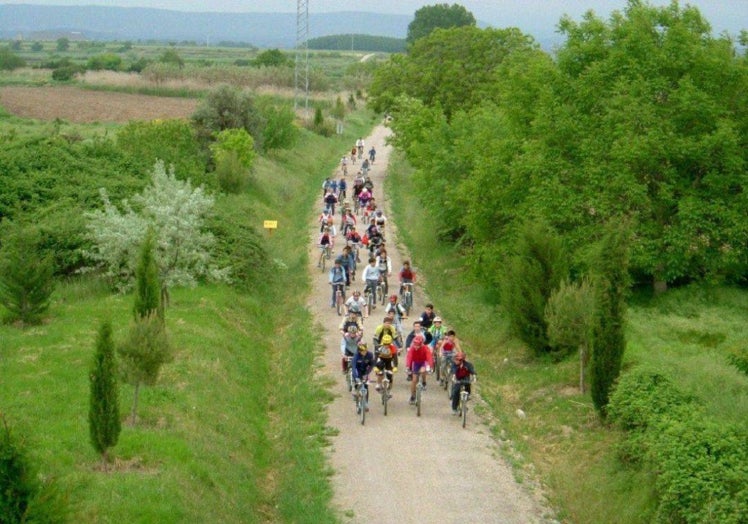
[88,320,121,468]
[133,229,161,321]
[590,221,631,417]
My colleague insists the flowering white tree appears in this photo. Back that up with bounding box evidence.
[85,160,229,295]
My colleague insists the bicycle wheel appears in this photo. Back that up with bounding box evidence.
[434,352,441,383]
[405,291,412,315]
[346,366,353,392]
[381,379,389,416]
[359,387,367,425]
[320,252,326,272]
[461,391,468,428]
[416,382,422,417]
[336,290,344,316]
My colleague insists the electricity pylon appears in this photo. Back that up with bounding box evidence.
[294,0,309,116]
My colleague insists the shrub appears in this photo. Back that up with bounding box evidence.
[0,223,55,326]
[0,416,67,523]
[52,65,81,81]
[88,320,121,467]
[253,48,290,67]
[214,151,250,194]
[30,42,43,52]
[159,48,184,68]
[259,102,298,150]
[192,84,267,150]
[86,53,122,71]
[0,47,25,70]
[210,128,256,170]
[499,220,567,356]
[727,347,748,376]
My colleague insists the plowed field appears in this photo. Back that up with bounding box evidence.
[0,86,199,123]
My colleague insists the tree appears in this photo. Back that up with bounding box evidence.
[159,48,184,68]
[85,160,229,296]
[406,3,476,45]
[0,224,55,326]
[0,416,67,522]
[88,320,121,468]
[590,221,631,417]
[118,314,172,425]
[0,47,25,70]
[210,128,256,171]
[500,220,568,356]
[545,278,595,392]
[192,84,267,150]
[253,48,289,67]
[55,37,69,51]
[133,230,161,320]
[30,42,43,52]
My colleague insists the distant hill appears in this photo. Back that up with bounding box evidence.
[0,4,412,49]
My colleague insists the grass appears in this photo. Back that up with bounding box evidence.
[385,150,748,523]
[0,109,378,522]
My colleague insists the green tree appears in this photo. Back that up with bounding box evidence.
[258,101,298,151]
[192,84,267,150]
[85,160,229,295]
[210,128,256,170]
[406,3,476,45]
[30,42,43,52]
[0,416,67,523]
[589,221,631,417]
[88,320,121,468]
[545,278,595,392]
[0,46,25,70]
[55,37,69,51]
[133,230,161,320]
[253,48,289,67]
[0,224,55,326]
[500,220,567,356]
[118,314,172,425]
[159,48,184,68]
[86,53,123,71]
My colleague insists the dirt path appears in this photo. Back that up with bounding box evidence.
[309,126,552,523]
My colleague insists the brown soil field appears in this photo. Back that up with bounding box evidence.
[0,86,199,123]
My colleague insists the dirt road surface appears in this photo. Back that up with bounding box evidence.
[309,125,552,523]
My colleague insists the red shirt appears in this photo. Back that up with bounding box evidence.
[406,343,433,368]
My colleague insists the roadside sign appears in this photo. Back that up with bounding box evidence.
[263,220,278,235]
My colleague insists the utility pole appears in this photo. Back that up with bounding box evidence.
[294,0,310,117]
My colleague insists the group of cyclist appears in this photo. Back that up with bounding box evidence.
[317,140,477,417]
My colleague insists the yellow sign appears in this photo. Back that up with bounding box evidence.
[263,220,278,229]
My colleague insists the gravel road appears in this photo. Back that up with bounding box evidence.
[309,125,551,523]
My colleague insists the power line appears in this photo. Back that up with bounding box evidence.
[294,0,309,117]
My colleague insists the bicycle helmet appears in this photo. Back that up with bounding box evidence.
[413,335,424,346]
[389,294,398,301]
[347,325,358,333]
[381,334,393,345]
[433,316,442,322]
[358,343,368,352]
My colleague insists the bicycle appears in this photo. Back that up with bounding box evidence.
[344,356,354,392]
[332,282,345,316]
[376,279,386,306]
[355,378,369,425]
[365,283,377,315]
[384,369,395,414]
[401,282,414,315]
[415,370,430,417]
[439,352,454,390]
[318,245,331,272]
[454,378,474,428]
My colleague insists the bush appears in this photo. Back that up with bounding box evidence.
[0,223,55,326]
[499,220,567,356]
[259,102,298,150]
[86,53,122,71]
[0,47,25,70]
[214,151,250,194]
[52,65,81,81]
[253,48,290,67]
[192,84,267,150]
[727,347,748,376]
[0,416,68,523]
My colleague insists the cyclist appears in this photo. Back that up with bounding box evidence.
[406,335,433,404]
[338,177,347,200]
[368,146,376,164]
[356,137,365,158]
[361,157,370,177]
[418,303,436,330]
[384,294,407,340]
[351,343,375,403]
[350,146,357,164]
[365,228,384,258]
[317,226,334,267]
[450,351,476,415]
[345,289,367,320]
[360,257,381,310]
[329,259,347,308]
[357,186,372,211]
[323,189,338,215]
[339,311,363,373]
[404,320,433,381]
[340,155,348,176]
[346,226,363,262]
[374,334,398,392]
[375,248,392,293]
[319,209,334,233]
[373,315,398,348]
[429,315,446,352]
[399,260,416,296]
[374,209,387,235]
[336,246,356,286]
[341,208,357,235]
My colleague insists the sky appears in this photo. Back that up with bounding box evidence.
[0,1,744,37]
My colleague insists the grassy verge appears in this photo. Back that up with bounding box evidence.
[385,151,748,523]
[0,110,377,522]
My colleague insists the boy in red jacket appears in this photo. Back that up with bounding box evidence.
[406,335,433,404]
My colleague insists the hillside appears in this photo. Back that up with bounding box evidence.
[0,5,411,48]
